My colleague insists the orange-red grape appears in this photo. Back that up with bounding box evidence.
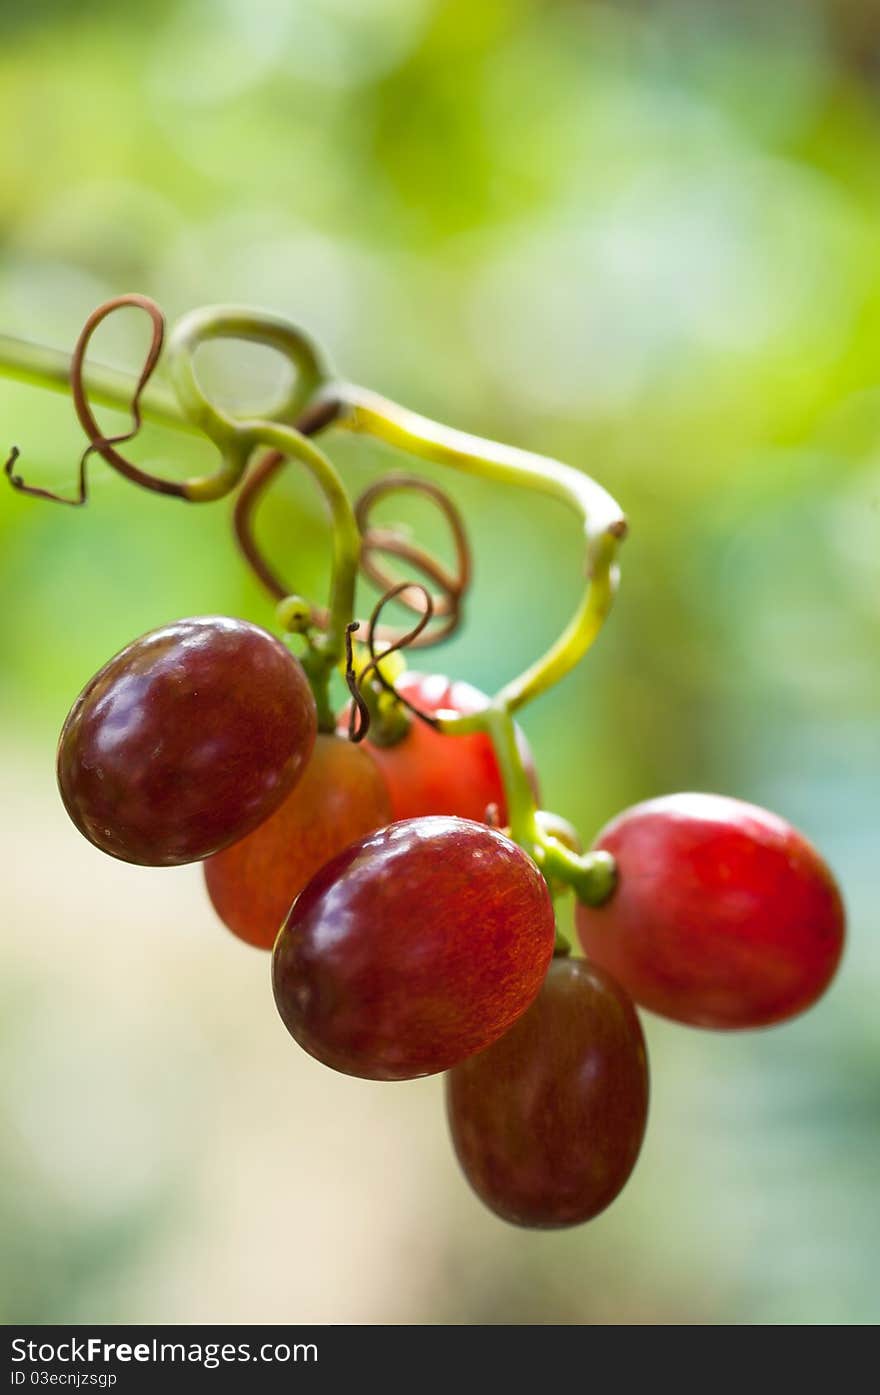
[204,734,392,950]
[344,671,537,823]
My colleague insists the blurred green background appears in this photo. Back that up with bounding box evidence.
[0,0,877,1325]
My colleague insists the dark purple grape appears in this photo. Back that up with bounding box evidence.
[446,956,649,1228]
[272,816,556,1080]
[57,616,316,866]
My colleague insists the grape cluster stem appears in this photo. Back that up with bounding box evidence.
[0,299,626,912]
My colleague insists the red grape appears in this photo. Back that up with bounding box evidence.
[204,734,392,950]
[57,616,316,866]
[575,793,845,1029]
[343,671,538,823]
[446,956,649,1228]
[272,816,555,1080]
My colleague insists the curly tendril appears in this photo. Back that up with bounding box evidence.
[0,293,627,777]
[344,582,447,744]
[0,293,630,882]
[5,296,340,509]
[71,295,186,498]
[344,621,372,743]
[235,453,471,652]
[234,449,322,613]
[5,294,182,504]
[354,473,471,646]
[359,582,442,731]
[161,305,333,504]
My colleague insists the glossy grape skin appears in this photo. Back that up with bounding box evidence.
[345,672,538,824]
[576,793,846,1029]
[272,816,555,1080]
[446,957,649,1229]
[204,734,392,950]
[57,616,317,867]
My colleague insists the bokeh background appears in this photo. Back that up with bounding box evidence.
[0,0,877,1325]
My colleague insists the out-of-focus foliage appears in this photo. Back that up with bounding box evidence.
[0,0,877,1324]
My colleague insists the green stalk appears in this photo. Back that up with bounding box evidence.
[0,334,188,431]
[333,384,626,712]
[161,310,361,672]
[0,313,360,683]
[0,312,625,901]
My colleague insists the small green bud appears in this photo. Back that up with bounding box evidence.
[276,595,313,634]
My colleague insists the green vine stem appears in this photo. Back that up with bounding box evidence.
[0,307,326,435]
[330,384,627,711]
[0,333,188,432]
[0,308,626,897]
[1,310,360,725]
[162,309,360,719]
[163,306,329,497]
[325,383,625,910]
[476,703,617,947]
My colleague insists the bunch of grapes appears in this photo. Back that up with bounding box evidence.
[9,295,846,1232]
[56,617,845,1230]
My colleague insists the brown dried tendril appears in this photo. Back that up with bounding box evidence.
[344,620,372,743]
[6,295,186,505]
[344,583,443,743]
[354,473,471,646]
[234,451,472,650]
